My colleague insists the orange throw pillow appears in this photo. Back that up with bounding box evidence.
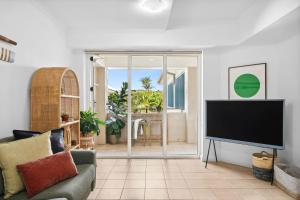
[17,151,78,198]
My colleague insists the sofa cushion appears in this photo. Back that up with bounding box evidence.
[1,164,95,200]
[0,132,52,199]
[12,130,40,140]
[17,151,78,198]
[13,128,64,154]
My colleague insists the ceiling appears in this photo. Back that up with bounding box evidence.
[35,0,255,29]
[33,0,300,50]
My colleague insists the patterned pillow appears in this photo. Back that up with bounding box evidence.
[0,132,52,199]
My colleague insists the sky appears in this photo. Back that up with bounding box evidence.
[108,69,163,91]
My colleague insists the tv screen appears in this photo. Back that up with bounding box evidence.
[206,100,284,149]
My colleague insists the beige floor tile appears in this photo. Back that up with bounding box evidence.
[147,159,163,166]
[111,166,129,173]
[124,179,145,188]
[163,167,181,173]
[129,165,146,173]
[237,189,268,200]
[103,179,125,188]
[186,179,210,188]
[96,172,109,180]
[146,173,165,179]
[97,166,113,173]
[115,159,131,166]
[131,159,147,166]
[94,159,292,200]
[107,172,128,180]
[121,188,145,199]
[212,189,240,200]
[164,173,183,179]
[168,188,193,200]
[97,188,123,200]
[166,179,188,188]
[146,179,167,188]
[95,180,106,188]
[190,189,217,200]
[145,189,169,199]
[183,172,220,180]
[250,188,294,200]
[87,189,100,199]
[127,173,146,179]
[98,159,117,165]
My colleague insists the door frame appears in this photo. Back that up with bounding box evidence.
[85,51,203,159]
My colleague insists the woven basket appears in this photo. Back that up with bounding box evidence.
[252,151,273,169]
[253,166,273,181]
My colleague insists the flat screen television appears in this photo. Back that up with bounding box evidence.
[206,100,284,149]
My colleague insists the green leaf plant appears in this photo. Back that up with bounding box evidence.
[80,109,105,136]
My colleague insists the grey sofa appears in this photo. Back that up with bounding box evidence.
[0,137,96,200]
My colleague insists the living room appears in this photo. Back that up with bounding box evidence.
[0,0,299,199]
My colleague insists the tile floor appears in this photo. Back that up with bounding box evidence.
[88,159,293,200]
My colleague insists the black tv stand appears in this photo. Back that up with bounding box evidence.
[205,139,218,168]
[204,139,278,185]
[271,148,277,185]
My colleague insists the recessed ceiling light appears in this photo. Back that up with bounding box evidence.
[140,0,170,13]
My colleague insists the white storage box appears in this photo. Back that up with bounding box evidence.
[274,163,300,199]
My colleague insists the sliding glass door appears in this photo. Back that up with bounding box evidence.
[130,55,164,156]
[89,52,201,157]
[166,55,199,155]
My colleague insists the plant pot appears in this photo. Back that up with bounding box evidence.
[62,115,69,122]
[80,134,94,149]
[109,135,119,144]
[156,106,162,112]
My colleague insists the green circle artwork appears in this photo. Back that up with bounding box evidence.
[234,73,260,98]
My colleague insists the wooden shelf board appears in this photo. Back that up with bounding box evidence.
[61,95,80,99]
[60,120,79,127]
[71,144,80,149]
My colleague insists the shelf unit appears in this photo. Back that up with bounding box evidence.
[31,67,80,150]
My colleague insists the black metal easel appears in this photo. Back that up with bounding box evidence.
[271,148,277,185]
[205,139,218,168]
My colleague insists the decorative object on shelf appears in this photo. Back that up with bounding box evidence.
[0,47,15,63]
[0,35,17,63]
[31,67,80,150]
[228,63,266,99]
[61,113,69,122]
[0,35,17,46]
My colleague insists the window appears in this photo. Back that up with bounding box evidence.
[168,83,174,107]
[167,73,185,110]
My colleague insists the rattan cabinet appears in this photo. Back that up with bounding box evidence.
[31,67,80,150]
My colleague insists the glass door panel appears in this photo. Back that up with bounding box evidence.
[166,55,199,155]
[94,55,129,157]
[130,55,164,156]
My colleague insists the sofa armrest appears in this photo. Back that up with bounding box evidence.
[70,150,96,166]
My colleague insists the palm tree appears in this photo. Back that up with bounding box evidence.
[140,77,153,91]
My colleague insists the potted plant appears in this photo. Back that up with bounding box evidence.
[106,82,128,144]
[61,113,69,122]
[80,109,105,137]
[106,118,126,144]
[80,109,105,149]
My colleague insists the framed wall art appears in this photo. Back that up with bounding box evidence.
[228,63,266,99]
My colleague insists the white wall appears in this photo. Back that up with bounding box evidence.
[0,0,71,137]
[203,22,300,167]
